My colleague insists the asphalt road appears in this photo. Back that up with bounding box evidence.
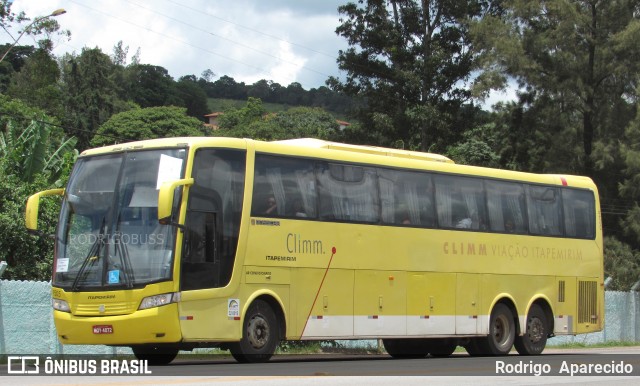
[2,347,640,385]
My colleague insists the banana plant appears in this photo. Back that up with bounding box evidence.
[0,119,77,183]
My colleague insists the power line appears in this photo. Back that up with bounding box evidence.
[164,0,337,59]
[126,0,330,78]
[66,0,267,74]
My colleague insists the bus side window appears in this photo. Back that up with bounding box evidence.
[434,174,486,230]
[486,180,527,234]
[563,188,595,239]
[378,168,434,227]
[317,162,379,223]
[527,185,562,236]
[251,155,317,219]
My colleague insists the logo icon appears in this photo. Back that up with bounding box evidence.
[7,356,40,374]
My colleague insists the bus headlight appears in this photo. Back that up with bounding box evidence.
[52,298,70,312]
[139,292,180,310]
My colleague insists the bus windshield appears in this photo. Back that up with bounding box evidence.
[53,148,186,290]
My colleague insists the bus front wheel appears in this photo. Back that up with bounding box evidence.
[426,338,457,357]
[382,339,429,358]
[514,304,548,355]
[470,303,515,356]
[131,345,178,366]
[229,299,280,363]
[486,303,516,355]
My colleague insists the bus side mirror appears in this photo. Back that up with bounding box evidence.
[25,188,65,234]
[158,178,194,224]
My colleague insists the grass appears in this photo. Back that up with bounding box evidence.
[547,340,640,349]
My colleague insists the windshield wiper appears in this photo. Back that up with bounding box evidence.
[113,213,135,288]
[71,216,107,291]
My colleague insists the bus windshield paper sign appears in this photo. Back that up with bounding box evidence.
[156,154,183,189]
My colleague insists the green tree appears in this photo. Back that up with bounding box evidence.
[217,97,267,131]
[603,236,640,291]
[446,123,500,167]
[619,105,640,247]
[60,47,125,150]
[471,0,640,178]
[0,114,76,281]
[125,64,180,107]
[0,45,35,92]
[6,48,62,116]
[215,98,340,141]
[91,106,206,147]
[176,75,209,120]
[0,173,63,280]
[328,0,488,151]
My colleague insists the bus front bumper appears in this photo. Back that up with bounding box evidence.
[54,304,182,345]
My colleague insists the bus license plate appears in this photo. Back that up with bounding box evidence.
[93,325,113,334]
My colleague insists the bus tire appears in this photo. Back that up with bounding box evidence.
[464,338,486,356]
[131,345,178,366]
[229,299,280,363]
[426,339,457,357]
[485,303,516,355]
[382,339,429,358]
[514,304,548,355]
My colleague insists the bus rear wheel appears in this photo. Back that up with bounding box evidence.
[229,299,280,363]
[383,338,429,358]
[514,304,548,355]
[131,345,178,366]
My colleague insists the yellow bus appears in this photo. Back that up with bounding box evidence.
[26,137,603,364]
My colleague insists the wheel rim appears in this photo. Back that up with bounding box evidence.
[492,313,512,350]
[247,314,270,350]
[527,317,544,343]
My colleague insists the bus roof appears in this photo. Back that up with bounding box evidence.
[79,136,595,190]
[273,138,454,164]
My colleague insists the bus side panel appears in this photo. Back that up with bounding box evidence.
[478,274,555,335]
[354,270,406,337]
[293,268,354,339]
[455,273,480,334]
[178,292,243,341]
[406,272,456,336]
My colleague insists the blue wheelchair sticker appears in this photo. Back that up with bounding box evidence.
[108,270,120,284]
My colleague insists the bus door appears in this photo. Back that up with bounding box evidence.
[178,149,246,340]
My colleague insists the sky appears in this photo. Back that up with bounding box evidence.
[4,0,350,89]
[3,0,515,107]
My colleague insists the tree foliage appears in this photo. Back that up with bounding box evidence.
[471,0,640,177]
[6,48,62,117]
[0,115,76,280]
[603,236,640,291]
[60,48,125,150]
[215,98,340,141]
[328,0,488,151]
[91,106,206,147]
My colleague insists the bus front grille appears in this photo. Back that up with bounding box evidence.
[73,301,137,316]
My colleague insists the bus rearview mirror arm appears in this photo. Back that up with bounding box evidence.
[157,178,194,229]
